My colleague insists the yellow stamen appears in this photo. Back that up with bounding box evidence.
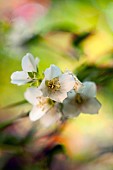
[46,77,61,91]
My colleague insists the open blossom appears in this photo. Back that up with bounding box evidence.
[63,81,101,118]
[38,64,75,103]
[11,53,39,85]
[24,87,55,121]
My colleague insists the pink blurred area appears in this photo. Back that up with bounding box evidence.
[0,0,50,22]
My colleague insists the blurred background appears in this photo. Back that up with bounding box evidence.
[1,0,113,169]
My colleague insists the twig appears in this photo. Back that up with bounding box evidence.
[0,100,27,109]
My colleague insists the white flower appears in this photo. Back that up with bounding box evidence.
[11,53,39,85]
[24,87,54,121]
[63,81,101,118]
[39,64,75,103]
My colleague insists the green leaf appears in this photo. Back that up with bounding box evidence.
[28,72,34,79]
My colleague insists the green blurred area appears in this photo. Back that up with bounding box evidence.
[1,0,113,169]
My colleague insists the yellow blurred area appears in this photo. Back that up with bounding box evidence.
[82,31,113,64]
[61,110,113,158]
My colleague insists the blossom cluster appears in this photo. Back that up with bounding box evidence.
[11,53,101,122]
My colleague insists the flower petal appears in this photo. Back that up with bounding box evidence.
[81,98,101,114]
[11,71,30,85]
[78,81,97,97]
[22,53,39,72]
[44,64,61,80]
[24,87,42,105]
[29,106,46,121]
[63,91,80,118]
[38,79,49,96]
[59,73,75,92]
[49,91,67,102]
[63,103,80,118]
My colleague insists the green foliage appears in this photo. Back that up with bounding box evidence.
[76,64,113,86]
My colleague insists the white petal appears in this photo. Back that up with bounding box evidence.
[49,91,67,102]
[38,79,50,96]
[24,87,42,105]
[56,91,67,102]
[44,64,61,80]
[78,81,97,97]
[63,91,80,117]
[29,106,46,121]
[11,71,30,85]
[63,103,80,118]
[22,53,39,72]
[67,90,76,98]
[81,98,101,114]
[59,73,75,92]
[38,79,46,90]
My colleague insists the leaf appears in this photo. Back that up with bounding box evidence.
[28,72,34,79]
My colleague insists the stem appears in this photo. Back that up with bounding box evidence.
[1,100,27,109]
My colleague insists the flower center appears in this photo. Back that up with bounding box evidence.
[45,78,61,91]
[37,97,47,108]
[75,93,83,104]
[36,97,53,112]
